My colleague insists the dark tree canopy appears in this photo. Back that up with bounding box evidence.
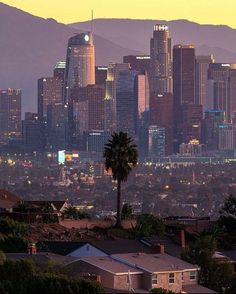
[104,131,138,182]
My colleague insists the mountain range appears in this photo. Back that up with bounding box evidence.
[1,2,236,112]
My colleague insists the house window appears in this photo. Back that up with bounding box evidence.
[182,272,184,281]
[169,273,175,284]
[152,273,158,285]
[190,271,197,280]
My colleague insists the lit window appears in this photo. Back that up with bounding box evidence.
[190,271,197,280]
[169,273,175,284]
[152,273,158,285]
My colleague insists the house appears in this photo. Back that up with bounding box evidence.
[65,248,216,293]
[0,189,21,212]
[24,200,69,216]
[42,239,151,258]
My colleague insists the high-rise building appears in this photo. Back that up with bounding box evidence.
[116,69,138,136]
[37,77,63,121]
[23,112,43,152]
[64,32,95,103]
[47,103,68,151]
[54,61,66,80]
[150,93,173,155]
[173,44,195,106]
[202,109,225,150]
[218,123,236,150]
[150,24,172,94]
[207,63,236,122]
[123,55,150,73]
[173,45,196,151]
[181,104,203,144]
[148,126,165,157]
[104,63,130,132]
[70,85,105,148]
[95,66,107,86]
[179,139,205,156]
[195,55,214,110]
[0,89,21,144]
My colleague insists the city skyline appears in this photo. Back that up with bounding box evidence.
[2,0,236,28]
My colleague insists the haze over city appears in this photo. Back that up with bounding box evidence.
[0,1,236,293]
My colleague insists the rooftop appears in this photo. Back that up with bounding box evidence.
[77,256,143,275]
[112,253,198,273]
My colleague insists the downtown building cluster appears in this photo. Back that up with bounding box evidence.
[2,25,236,158]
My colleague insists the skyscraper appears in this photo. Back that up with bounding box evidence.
[64,32,95,103]
[202,110,225,150]
[37,77,63,122]
[104,63,130,132]
[0,89,21,144]
[150,24,172,95]
[150,93,173,155]
[123,55,150,74]
[208,63,236,122]
[148,126,166,157]
[195,55,214,110]
[116,69,137,136]
[173,45,198,150]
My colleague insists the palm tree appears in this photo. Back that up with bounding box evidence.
[104,131,138,227]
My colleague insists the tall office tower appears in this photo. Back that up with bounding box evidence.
[47,103,68,151]
[104,63,130,132]
[95,66,107,86]
[150,24,172,95]
[123,55,150,73]
[23,113,43,152]
[202,110,225,150]
[70,85,105,148]
[173,45,196,151]
[218,123,236,150]
[0,89,21,144]
[207,63,236,122]
[116,69,138,136]
[37,77,63,122]
[54,61,66,97]
[148,126,166,157]
[64,32,95,103]
[195,55,214,110]
[54,61,66,80]
[150,93,173,155]
[181,104,203,144]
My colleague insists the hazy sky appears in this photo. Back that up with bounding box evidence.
[3,0,236,27]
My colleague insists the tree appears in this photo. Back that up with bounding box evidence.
[218,194,236,234]
[0,251,6,265]
[133,214,165,238]
[63,206,90,220]
[104,132,138,227]
[121,203,133,220]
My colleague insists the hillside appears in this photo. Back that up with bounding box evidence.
[0,3,141,111]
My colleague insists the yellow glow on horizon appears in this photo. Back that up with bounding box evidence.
[2,0,236,28]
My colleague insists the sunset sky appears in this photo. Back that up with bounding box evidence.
[2,0,236,27]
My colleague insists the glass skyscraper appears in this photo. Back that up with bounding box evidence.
[64,32,95,103]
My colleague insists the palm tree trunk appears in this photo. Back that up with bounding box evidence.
[116,179,121,227]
